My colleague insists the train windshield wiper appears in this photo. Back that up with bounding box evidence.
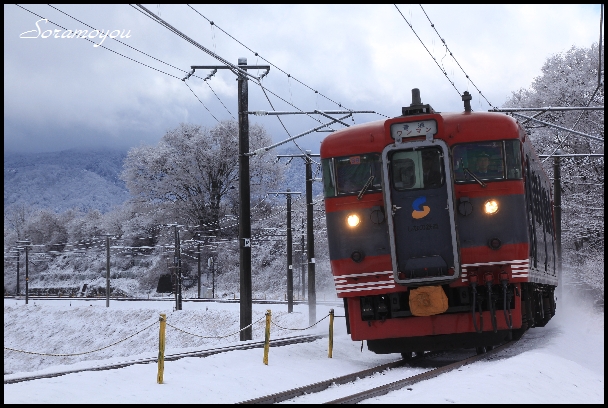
[464,168,487,188]
[357,175,375,200]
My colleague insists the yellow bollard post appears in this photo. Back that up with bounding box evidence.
[328,309,334,358]
[157,313,166,384]
[263,309,271,365]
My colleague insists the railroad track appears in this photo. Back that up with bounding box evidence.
[238,341,514,404]
[4,333,323,385]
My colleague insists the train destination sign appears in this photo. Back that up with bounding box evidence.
[390,119,437,140]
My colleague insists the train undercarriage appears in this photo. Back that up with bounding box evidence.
[344,282,556,355]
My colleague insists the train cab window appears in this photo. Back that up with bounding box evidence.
[504,140,523,180]
[391,147,444,190]
[330,153,382,196]
[453,141,508,182]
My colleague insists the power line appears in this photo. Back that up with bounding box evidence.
[184,2,391,146]
[15,4,182,80]
[393,4,461,97]
[45,4,239,120]
[185,4,379,117]
[204,81,235,119]
[183,81,220,123]
[133,4,258,81]
[46,4,188,76]
[133,4,363,143]
[418,4,494,108]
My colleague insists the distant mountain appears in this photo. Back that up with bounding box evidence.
[3,146,324,215]
[276,145,324,198]
[4,148,129,213]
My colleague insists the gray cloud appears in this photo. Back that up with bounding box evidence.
[4,4,602,154]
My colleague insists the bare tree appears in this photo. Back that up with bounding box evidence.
[121,121,283,235]
[4,203,32,241]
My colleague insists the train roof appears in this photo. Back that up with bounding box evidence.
[320,111,521,158]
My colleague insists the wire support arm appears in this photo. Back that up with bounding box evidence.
[510,112,603,143]
[314,110,351,127]
[247,114,352,156]
[491,106,604,112]
[247,110,375,116]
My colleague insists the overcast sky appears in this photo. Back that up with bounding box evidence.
[4,4,603,154]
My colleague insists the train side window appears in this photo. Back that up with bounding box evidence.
[505,140,522,179]
[321,158,336,197]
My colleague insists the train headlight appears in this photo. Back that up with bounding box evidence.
[347,214,361,228]
[484,199,499,215]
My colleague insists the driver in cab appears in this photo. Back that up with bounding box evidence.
[474,152,499,178]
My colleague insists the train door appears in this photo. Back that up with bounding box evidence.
[381,138,459,284]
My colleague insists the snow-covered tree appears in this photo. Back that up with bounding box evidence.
[22,209,68,247]
[121,121,283,235]
[66,209,104,245]
[503,43,604,292]
[4,203,32,242]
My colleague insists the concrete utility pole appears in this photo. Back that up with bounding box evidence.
[287,192,293,312]
[301,215,306,299]
[175,225,183,311]
[105,236,111,307]
[305,151,317,324]
[197,243,202,299]
[276,151,321,324]
[11,249,20,295]
[269,190,302,313]
[188,59,270,340]
[238,57,252,340]
[209,256,215,299]
[16,241,31,304]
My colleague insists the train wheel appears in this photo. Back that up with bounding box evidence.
[475,346,487,355]
[486,345,494,351]
[414,351,425,357]
[401,352,415,361]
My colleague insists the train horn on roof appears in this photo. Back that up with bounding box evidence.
[402,88,435,117]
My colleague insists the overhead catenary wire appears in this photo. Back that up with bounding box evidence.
[133,4,258,81]
[48,0,259,129]
[15,4,182,80]
[20,5,236,123]
[184,2,390,146]
[46,4,189,77]
[393,4,461,97]
[204,81,235,119]
[185,4,391,118]
[135,3,357,142]
[418,4,494,108]
[183,81,220,123]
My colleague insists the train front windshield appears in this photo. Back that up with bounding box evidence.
[452,140,522,182]
[322,153,382,197]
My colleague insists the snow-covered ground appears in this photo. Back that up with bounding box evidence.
[4,284,603,404]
